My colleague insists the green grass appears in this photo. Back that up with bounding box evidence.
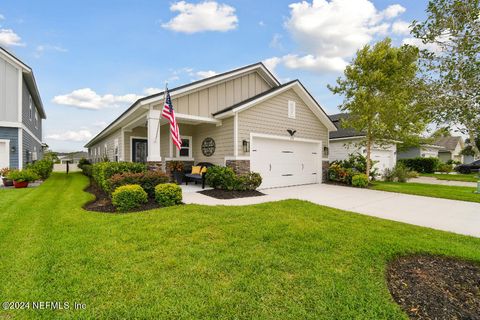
[420,173,479,182]
[371,181,480,203]
[1,173,480,319]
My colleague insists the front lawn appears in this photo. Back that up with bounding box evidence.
[420,173,479,183]
[371,181,480,203]
[1,173,480,319]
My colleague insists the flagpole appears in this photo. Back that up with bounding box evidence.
[154,81,168,143]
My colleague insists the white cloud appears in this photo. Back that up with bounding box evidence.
[162,1,238,33]
[258,21,265,27]
[52,88,143,110]
[269,33,283,50]
[196,70,217,79]
[93,121,108,128]
[0,29,24,47]
[262,57,282,74]
[143,87,163,95]
[402,37,442,53]
[0,14,4,20]
[392,20,411,35]
[34,45,68,58]
[46,130,93,142]
[280,0,407,73]
[381,4,406,19]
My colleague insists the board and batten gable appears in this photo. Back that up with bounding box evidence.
[152,71,271,117]
[237,89,329,156]
[0,56,19,122]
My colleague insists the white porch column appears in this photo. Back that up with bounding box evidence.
[147,108,161,162]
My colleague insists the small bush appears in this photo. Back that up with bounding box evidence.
[205,166,237,190]
[108,171,169,197]
[92,162,147,193]
[7,169,40,182]
[352,174,369,188]
[398,157,440,173]
[235,172,262,191]
[78,158,91,169]
[328,163,355,184]
[81,164,93,177]
[155,183,182,207]
[383,163,411,182]
[438,163,453,173]
[27,159,53,180]
[407,170,419,179]
[111,184,148,212]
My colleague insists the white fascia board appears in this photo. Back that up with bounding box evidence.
[0,48,31,72]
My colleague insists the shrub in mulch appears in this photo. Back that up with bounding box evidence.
[199,189,264,199]
[387,255,480,320]
[83,179,160,213]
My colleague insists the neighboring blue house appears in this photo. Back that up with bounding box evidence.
[0,46,46,169]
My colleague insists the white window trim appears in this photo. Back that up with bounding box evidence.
[288,100,296,119]
[29,95,33,121]
[176,135,193,159]
[34,110,38,129]
[0,139,10,170]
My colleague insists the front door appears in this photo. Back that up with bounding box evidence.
[132,139,148,163]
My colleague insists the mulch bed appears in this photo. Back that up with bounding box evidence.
[199,189,265,199]
[387,255,480,320]
[83,180,160,213]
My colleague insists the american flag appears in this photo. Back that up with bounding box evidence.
[161,89,182,150]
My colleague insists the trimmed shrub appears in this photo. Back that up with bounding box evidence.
[81,164,93,177]
[235,172,262,191]
[111,184,148,212]
[438,163,453,173]
[205,166,263,191]
[92,162,146,192]
[78,158,91,169]
[27,159,53,180]
[205,166,237,191]
[7,169,40,182]
[398,157,440,173]
[108,171,169,197]
[155,183,182,207]
[328,163,355,185]
[352,174,369,188]
[383,163,411,182]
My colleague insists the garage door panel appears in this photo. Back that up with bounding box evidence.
[251,137,320,188]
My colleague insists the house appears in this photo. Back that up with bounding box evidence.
[328,113,397,174]
[397,144,444,160]
[84,62,336,188]
[434,136,465,163]
[0,47,46,169]
[57,151,89,164]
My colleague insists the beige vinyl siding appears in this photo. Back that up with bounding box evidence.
[153,72,271,118]
[193,118,234,165]
[89,129,122,162]
[237,89,329,156]
[124,127,147,162]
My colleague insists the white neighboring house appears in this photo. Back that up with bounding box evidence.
[397,144,444,160]
[329,113,398,174]
[434,136,465,163]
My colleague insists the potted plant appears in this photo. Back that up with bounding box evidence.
[7,169,40,188]
[0,168,13,187]
[167,161,184,184]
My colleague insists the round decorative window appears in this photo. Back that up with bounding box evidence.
[201,137,216,157]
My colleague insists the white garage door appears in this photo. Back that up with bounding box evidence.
[371,149,394,173]
[0,141,9,169]
[251,136,321,188]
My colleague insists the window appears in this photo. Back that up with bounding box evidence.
[104,144,108,158]
[32,146,38,161]
[288,100,296,119]
[29,96,33,120]
[177,136,192,158]
[114,139,119,162]
[34,110,38,129]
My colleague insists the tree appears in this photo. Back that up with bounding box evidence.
[411,0,480,157]
[43,150,60,163]
[328,38,430,176]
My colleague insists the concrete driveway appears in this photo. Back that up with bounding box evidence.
[183,184,480,238]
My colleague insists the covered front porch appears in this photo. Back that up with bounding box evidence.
[120,107,225,172]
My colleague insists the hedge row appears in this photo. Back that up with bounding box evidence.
[397,157,440,173]
[92,162,147,193]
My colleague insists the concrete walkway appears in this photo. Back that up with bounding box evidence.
[409,176,477,187]
[183,184,480,238]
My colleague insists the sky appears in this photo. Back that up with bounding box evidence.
[0,0,429,152]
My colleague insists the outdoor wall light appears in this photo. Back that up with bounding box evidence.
[323,146,329,157]
[242,140,250,153]
[10,146,16,153]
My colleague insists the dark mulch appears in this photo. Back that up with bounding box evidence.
[387,255,480,320]
[83,180,160,213]
[199,189,265,199]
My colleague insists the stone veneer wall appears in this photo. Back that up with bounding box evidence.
[147,161,163,172]
[225,160,250,175]
[322,160,329,183]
